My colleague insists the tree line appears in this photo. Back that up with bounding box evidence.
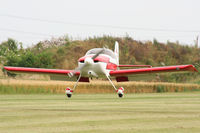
[0,36,199,82]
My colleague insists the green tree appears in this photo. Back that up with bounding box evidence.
[5,53,21,66]
[37,52,55,68]
[7,38,18,52]
[18,51,38,67]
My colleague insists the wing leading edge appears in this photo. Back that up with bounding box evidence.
[3,66,85,82]
[3,66,80,75]
[110,65,198,81]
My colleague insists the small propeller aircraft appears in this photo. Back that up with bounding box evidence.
[3,41,198,98]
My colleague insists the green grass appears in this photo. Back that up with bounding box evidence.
[0,93,200,133]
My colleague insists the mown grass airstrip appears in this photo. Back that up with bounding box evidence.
[0,79,200,94]
[0,93,200,133]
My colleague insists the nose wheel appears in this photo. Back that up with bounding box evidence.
[65,87,73,98]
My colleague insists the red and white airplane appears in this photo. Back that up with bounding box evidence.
[4,41,198,98]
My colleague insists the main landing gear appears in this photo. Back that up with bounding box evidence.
[106,75,124,98]
[65,74,81,98]
[65,74,124,98]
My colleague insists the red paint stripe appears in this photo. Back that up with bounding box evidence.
[106,63,117,70]
[79,55,110,63]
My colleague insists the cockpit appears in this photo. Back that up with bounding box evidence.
[85,48,117,59]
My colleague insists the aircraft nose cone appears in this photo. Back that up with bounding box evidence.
[85,57,93,65]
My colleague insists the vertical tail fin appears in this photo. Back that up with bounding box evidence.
[114,41,119,65]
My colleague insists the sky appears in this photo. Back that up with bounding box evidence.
[0,0,200,47]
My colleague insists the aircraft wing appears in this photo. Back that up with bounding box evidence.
[3,66,83,82]
[110,65,198,82]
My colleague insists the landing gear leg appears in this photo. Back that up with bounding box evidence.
[65,74,81,98]
[106,75,124,98]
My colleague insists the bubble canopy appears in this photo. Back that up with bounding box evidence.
[85,48,117,59]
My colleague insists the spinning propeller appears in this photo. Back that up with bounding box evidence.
[68,48,105,77]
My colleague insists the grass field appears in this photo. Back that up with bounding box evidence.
[0,93,200,133]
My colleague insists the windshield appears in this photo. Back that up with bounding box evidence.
[86,48,117,59]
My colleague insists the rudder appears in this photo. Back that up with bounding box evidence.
[114,41,119,65]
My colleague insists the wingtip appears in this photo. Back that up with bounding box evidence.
[194,67,198,72]
[191,65,198,72]
[3,66,13,71]
[3,66,8,70]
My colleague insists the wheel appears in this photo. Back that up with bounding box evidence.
[65,87,73,98]
[117,87,124,98]
[118,93,123,98]
[66,93,72,98]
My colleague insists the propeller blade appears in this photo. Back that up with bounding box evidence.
[68,48,105,77]
[91,48,105,60]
